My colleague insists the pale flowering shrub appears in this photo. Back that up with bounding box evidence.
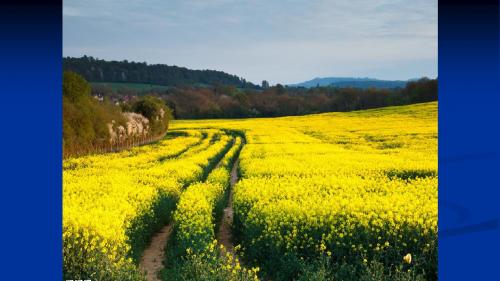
[107,112,151,144]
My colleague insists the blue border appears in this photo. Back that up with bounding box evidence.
[0,1,62,279]
[439,0,500,280]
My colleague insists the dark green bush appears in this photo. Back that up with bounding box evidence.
[131,96,173,135]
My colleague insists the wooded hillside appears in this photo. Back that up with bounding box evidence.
[63,56,257,88]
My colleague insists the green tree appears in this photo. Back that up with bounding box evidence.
[63,71,91,102]
[63,71,127,156]
[131,96,173,135]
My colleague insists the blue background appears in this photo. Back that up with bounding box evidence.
[0,0,498,280]
[439,0,500,280]
[0,1,62,279]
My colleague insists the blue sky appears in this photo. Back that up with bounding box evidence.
[63,0,437,85]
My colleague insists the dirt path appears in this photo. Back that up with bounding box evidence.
[139,224,173,281]
[139,139,236,281]
[217,159,239,254]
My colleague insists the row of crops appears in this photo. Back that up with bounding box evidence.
[63,128,249,280]
[164,135,261,281]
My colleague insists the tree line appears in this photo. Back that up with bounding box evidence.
[97,78,437,119]
[63,56,257,89]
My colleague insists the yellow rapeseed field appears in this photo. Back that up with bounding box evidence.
[63,102,437,280]
[172,102,437,279]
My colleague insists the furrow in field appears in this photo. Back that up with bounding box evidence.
[216,158,240,255]
[139,131,236,281]
[158,132,208,162]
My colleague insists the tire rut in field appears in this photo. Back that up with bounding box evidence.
[217,158,239,254]
[158,132,208,162]
[139,224,173,281]
[139,135,235,281]
[215,139,235,169]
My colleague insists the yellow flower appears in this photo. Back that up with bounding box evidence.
[403,253,412,264]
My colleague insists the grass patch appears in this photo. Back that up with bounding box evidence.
[386,169,437,181]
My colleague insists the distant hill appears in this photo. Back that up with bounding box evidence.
[63,56,258,89]
[289,77,408,89]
